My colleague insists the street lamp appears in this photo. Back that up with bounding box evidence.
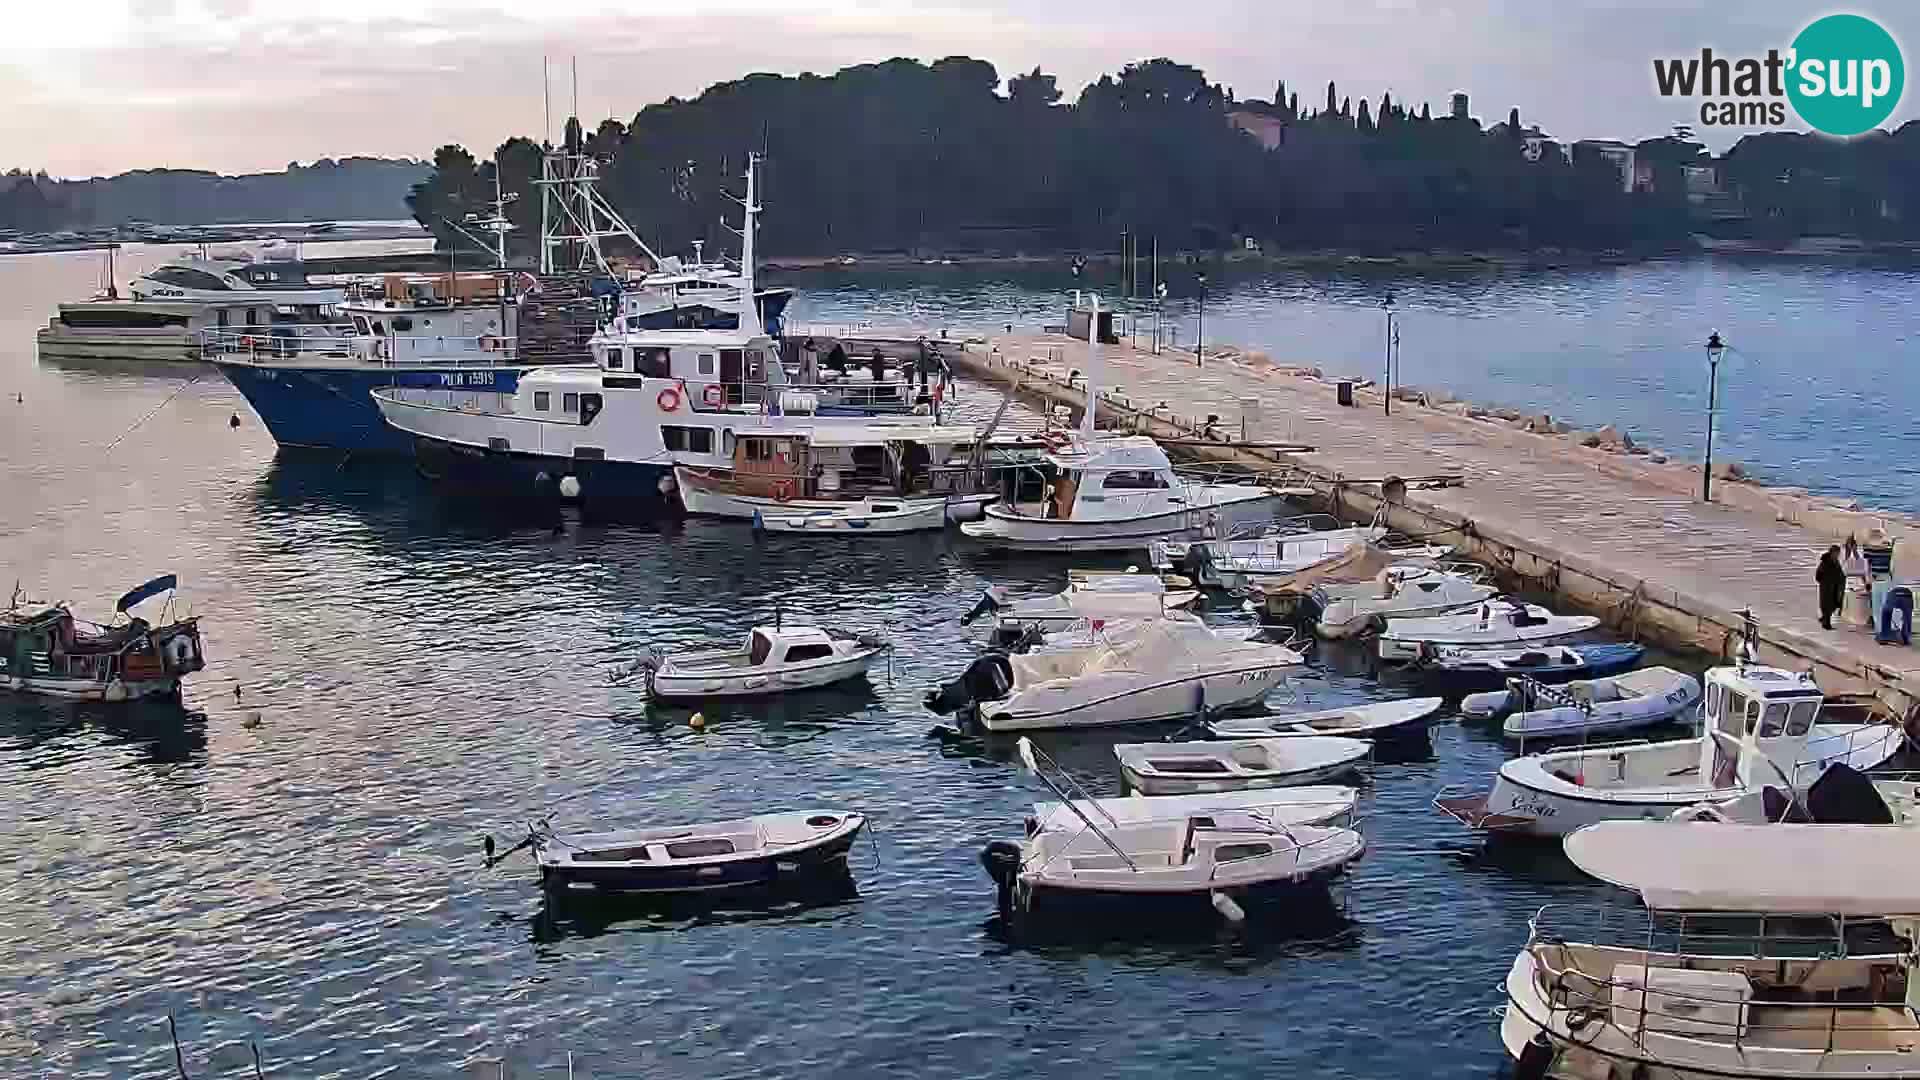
[1382,291,1396,416]
[1701,330,1727,502]
[1196,268,1208,367]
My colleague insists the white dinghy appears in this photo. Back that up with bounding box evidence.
[1208,696,1444,741]
[982,739,1365,928]
[642,624,886,700]
[1436,651,1904,838]
[755,497,949,534]
[1313,565,1496,639]
[1029,785,1359,834]
[1501,822,1920,1080]
[1457,667,1701,741]
[923,619,1303,732]
[1115,736,1371,795]
[1377,598,1601,661]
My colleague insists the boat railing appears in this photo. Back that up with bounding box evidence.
[1525,906,1916,1055]
[1220,512,1346,542]
[202,326,521,367]
[1791,720,1911,777]
[198,324,358,360]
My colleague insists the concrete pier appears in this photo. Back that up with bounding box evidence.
[932,330,1920,715]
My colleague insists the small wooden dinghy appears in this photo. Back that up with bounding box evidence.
[755,498,949,535]
[1115,736,1370,794]
[527,811,866,893]
[1458,667,1702,740]
[1208,696,1443,741]
[1028,785,1358,834]
[1413,642,1645,695]
[642,624,885,700]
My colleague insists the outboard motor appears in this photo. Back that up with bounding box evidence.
[980,840,1023,915]
[923,653,1014,716]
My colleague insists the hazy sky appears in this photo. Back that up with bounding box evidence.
[5,0,1916,177]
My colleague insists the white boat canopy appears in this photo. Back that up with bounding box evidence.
[1565,821,1920,916]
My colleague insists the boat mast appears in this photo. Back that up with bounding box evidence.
[1080,293,1102,437]
[735,153,762,336]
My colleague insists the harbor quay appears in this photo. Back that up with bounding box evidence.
[857,327,1920,718]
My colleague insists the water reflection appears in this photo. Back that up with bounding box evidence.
[530,867,864,944]
[0,696,208,767]
[982,891,1364,960]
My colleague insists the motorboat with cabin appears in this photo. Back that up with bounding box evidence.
[515,810,866,894]
[923,618,1303,732]
[1312,564,1497,639]
[1435,647,1904,838]
[38,248,343,363]
[1501,821,1920,1080]
[1116,736,1374,794]
[639,623,887,700]
[1,576,205,701]
[981,738,1365,929]
[1376,599,1602,661]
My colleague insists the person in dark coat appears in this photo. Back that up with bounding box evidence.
[1817,545,1846,629]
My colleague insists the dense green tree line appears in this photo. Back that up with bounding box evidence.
[0,159,427,231]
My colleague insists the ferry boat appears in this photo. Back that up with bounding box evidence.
[37,249,343,363]
[1,577,205,701]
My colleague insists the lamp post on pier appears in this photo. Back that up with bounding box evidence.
[1701,330,1726,502]
[1382,291,1396,416]
[1196,268,1207,367]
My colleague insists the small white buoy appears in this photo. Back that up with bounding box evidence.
[241,711,263,729]
[1210,890,1246,926]
[688,711,705,730]
[558,475,581,499]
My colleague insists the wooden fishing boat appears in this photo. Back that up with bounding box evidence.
[527,810,866,893]
[754,498,949,534]
[1027,785,1359,834]
[1,576,205,701]
[1208,696,1443,741]
[1115,736,1371,794]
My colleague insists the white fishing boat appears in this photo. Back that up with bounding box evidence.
[1376,599,1602,661]
[1501,821,1920,1080]
[961,568,1200,643]
[922,619,1303,731]
[1208,697,1444,741]
[516,810,866,893]
[1028,785,1359,833]
[1455,667,1701,741]
[982,738,1365,927]
[640,624,886,700]
[1313,565,1497,639]
[1157,513,1455,594]
[1436,656,1904,838]
[1115,737,1371,794]
[754,497,949,534]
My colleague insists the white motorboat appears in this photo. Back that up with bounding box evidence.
[1155,517,1384,591]
[1377,599,1601,660]
[641,624,886,700]
[1208,696,1444,741]
[1312,565,1497,639]
[521,810,865,893]
[754,497,949,534]
[1456,667,1701,741]
[1436,659,1904,838]
[1028,786,1359,833]
[1115,736,1371,794]
[922,619,1303,731]
[1501,822,1920,1080]
[963,568,1200,642]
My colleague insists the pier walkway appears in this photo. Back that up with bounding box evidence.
[938,331,1920,710]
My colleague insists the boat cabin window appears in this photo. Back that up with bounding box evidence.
[350,314,371,334]
[1719,690,1750,736]
[746,348,765,381]
[749,631,773,665]
[562,393,579,414]
[1102,470,1170,490]
[580,394,603,425]
[661,426,714,453]
[533,391,550,411]
[244,307,259,326]
[1215,842,1273,863]
[783,643,835,663]
[605,348,625,370]
[1759,701,1790,738]
[698,353,715,375]
[665,838,734,859]
[371,320,387,336]
[1785,699,1818,736]
[391,315,413,332]
[637,349,671,377]
[149,266,230,291]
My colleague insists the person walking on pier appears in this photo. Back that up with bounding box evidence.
[1817,545,1847,630]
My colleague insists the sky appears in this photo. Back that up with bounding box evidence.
[3,0,1916,178]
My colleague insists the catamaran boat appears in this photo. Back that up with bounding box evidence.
[38,250,343,363]
[1312,564,1497,639]
[1376,599,1602,661]
[1501,821,1920,1080]
[922,618,1303,731]
[1435,657,1905,838]
[1,576,205,701]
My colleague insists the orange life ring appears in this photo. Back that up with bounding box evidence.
[773,480,795,502]
[702,384,724,408]
[657,387,682,412]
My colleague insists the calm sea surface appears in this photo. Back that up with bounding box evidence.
[0,247,1895,1078]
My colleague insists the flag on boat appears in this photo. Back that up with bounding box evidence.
[116,574,177,613]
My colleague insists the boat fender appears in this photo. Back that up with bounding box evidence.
[980,840,1022,913]
[1512,1031,1556,1080]
[689,712,706,730]
[656,387,682,412]
[1210,890,1247,926]
[559,476,581,499]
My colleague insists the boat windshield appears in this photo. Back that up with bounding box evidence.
[1785,698,1818,736]
[749,631,773,666]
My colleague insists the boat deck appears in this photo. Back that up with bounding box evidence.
[942,332,1920,708]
